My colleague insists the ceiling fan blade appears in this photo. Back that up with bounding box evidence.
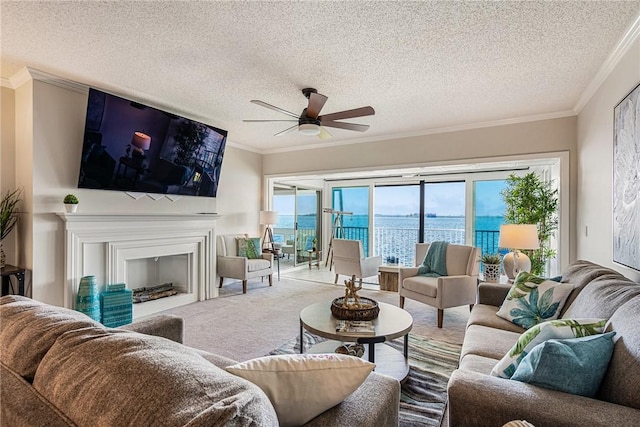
[274,124,298,137]
[318,126,332,140]
[306,92,328,119]
[250,100,299,118]
[243,119,297,122]
[319,106,375,122]
[319,121,369,132]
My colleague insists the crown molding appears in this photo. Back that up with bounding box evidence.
[262,109,576,155]
[574,13,640,113]
[8,67,88,94]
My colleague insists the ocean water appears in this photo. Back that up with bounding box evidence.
[277,215,503,232]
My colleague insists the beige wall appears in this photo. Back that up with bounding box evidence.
[1,86,18,265]
[264,116,578,263]
[8,73,263,305]
[577,37,640,282]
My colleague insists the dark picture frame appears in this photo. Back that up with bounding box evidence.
[613,81,640,271]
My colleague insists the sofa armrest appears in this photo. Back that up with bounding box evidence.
[398,266,420,286]
[118,314,184,344]
[438,275,478,307]
[217,255,249,278]
[304,371,400,427]
[448,369,640,427]
[477,282,511,306]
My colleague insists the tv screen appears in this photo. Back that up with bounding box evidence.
[78,88,227,198]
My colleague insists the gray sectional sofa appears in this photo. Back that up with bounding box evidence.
[448,260,640,426]
[0,295,400,426]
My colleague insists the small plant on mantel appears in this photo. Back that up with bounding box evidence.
[63,194,79,213]
[63,194,78,204]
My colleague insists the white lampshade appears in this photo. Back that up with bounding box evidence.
[298,123,320,136]
[260,210,278,225]
[131,132,151,151]
[499,224,540,280]
[498,224,539,250]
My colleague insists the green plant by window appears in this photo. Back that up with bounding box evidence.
[480,253,501,265]
[1,189,22,240]
[63,194,79,204]
[501,172,558,276]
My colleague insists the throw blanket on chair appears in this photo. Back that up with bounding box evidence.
[418,241,449,277]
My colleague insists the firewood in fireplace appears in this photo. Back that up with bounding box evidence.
[132,283,178,303]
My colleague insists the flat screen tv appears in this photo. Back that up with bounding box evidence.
[78,88,227,198]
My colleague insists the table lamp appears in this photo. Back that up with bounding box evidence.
[130,132,151,165]
[498,224,540,281]
[260,210,278,251]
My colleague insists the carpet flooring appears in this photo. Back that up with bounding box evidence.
[268,331,462,427]
[161,276,469,362]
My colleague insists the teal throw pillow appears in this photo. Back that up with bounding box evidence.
[496,272,574,329]
[237,237,262,259]
[490,318,607,379]
[511,332,616,397]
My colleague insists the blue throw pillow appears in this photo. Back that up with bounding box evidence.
[511,331,616,397]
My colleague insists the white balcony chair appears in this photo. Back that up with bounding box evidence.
[217,234,273,294]
[399,243,479,328]
[332,238,382,286]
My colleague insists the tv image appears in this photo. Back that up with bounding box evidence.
[78,88,227,198]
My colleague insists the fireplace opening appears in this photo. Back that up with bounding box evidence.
[127,254,190,305]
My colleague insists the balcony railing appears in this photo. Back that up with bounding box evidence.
[274,226,500,268]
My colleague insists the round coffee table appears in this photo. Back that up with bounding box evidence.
[299,301,413,381]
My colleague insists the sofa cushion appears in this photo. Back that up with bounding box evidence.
[0,295,103,380]
[226,353,375,427]
[247,258,271,272]
[496,272,574,329]
[461,325,521,361]
[490,318,607,379]
[599,296,640,409]
[511,332,616,397]
[0,362,73,427]
[402,276,438,297]
[32,327,279,426]
[561,275,640,320]
[459,353,501,375]
[467,304,527,334]
[559,260,629,316]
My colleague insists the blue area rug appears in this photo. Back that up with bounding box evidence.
[269,332,461,427]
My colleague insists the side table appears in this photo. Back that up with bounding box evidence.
[378,264,402,292]
[1,264,26,296]
[307,249,322,270]
[263,248,281,280]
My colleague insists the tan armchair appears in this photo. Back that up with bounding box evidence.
[399,243,479,328]
[217,234,273,294]
[332,239,382,286]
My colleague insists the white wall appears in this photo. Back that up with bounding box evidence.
[577,37,640,282]
[9,72,263,305]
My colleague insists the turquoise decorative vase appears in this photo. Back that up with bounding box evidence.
[76,275,101,321]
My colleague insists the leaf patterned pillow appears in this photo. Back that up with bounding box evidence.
[237,237,262,259]
[490,318,607,379]
[496,272,575,328]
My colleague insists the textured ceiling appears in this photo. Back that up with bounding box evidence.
[2,1,639,153]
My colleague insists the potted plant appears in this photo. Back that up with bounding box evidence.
[63,194,79,213]
[501,172,559,276]
[479,253,501,283]
[1,189,22,268]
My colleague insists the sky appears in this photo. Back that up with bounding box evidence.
[273,180,507,217]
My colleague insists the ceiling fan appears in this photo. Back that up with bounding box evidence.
[243,88,375,139]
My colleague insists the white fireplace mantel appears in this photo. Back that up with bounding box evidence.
[57,212,219,318]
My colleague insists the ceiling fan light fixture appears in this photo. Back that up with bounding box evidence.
[298,123,321,136]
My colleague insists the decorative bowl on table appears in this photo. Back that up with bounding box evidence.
[331,297,380,320]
